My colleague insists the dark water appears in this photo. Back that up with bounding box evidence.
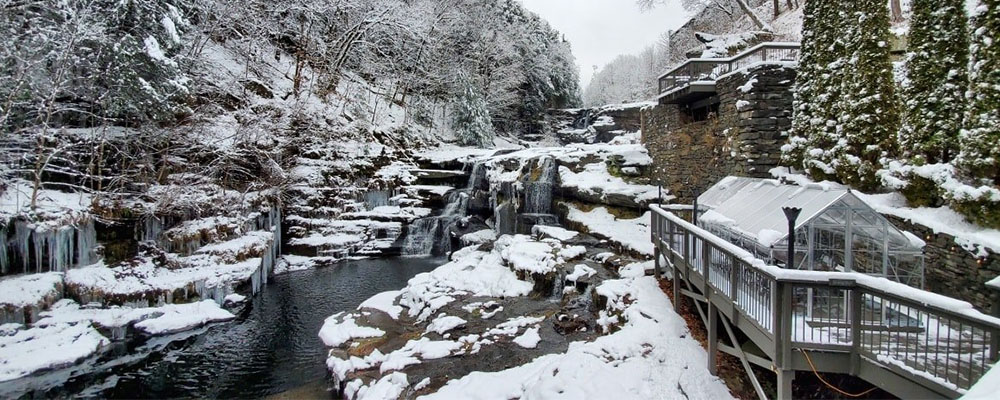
[7,257,442,399]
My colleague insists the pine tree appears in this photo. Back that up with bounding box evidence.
[900,0,969,165]
[795,0,847,180]
[959,0,1000,185]
[452,76,495,148]
[833,0,900,191]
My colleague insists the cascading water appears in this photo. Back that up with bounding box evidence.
[402,163,482,256]
[523,157,557,214]
[572,109,593,129]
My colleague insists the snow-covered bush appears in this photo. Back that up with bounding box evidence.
[451,77,495,148]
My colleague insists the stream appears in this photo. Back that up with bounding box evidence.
[5,257,443,399]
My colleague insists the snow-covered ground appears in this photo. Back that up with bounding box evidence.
[423,276,732,400]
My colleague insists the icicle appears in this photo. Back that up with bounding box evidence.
[0,223,8,275]
[140,216,163,244]
[81,220,93,265]
[14,221,31,273]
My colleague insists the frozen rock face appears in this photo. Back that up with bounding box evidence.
[0,217,98,277]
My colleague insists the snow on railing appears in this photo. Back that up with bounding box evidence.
[656,42,800,97]
[651,204,1000,393]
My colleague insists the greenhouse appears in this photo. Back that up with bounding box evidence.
[696,176,925,288]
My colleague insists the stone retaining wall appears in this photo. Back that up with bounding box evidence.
[887,216,1000,313]
[641,64,796,203]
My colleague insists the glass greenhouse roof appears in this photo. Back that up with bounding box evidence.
[697,177,924,253]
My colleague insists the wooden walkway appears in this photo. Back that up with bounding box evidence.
[650,205,1000,399]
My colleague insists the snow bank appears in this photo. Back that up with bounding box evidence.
[566,264,597,282]
[421,277,733,400]
[133,300,235,335]
[359,290,405,320]
[511,327,541,349]
[0,272,63,308]
[397,249,532,321]
[495,235,561,275]
[0,322,109,381]
[563,205,653,257]
[531,225,578,241]
[319,313,386,347]
[426,315,467,335]
[559,163,660,205]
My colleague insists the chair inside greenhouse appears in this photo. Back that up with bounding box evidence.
[695,176,927,332]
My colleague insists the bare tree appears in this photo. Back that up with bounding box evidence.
[637,0,772,31]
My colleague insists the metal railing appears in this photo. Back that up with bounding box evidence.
[651,205,1000,395]
[657,42,801,96]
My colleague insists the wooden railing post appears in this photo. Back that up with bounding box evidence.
[773,280,795,400]
[652,212,662,280]
[850,287,863,375]
[991,286,1000,362]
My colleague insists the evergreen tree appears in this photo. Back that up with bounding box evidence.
[797,0,847,180]
[452,75,495,148]
[784,0,827,168]
[833,0,900,191]
[900,0,969,165]
[959,0,1000,185]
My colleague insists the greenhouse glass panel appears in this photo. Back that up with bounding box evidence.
[697,177,926,288]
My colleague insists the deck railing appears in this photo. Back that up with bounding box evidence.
[651,205,1000,395]
[657,42,801,96]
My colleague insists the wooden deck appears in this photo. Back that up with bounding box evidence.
[656,42,800,104]
[650,205,1000,399]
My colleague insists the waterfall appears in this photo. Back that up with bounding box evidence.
[572,109,593,129]
[402,163,480,256]
[523,157,557,214]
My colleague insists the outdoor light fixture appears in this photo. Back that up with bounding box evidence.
[783,207,802,268]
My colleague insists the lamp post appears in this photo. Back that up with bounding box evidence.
[782,207,802,269]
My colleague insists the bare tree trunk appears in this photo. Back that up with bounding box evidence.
[735,0,771,31]
[773,0,780,17]
[890,0,903,23]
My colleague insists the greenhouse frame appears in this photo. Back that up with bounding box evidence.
[696,176,925,289]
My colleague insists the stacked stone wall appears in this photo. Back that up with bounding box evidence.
[641,64,795,203]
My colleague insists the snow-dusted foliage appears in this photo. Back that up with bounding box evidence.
[900,0,969,165]
[451,76,495,148]
[834,0,900,191]
[0,0,191,130]
[583,49,665,107]
[959,0,1000,186]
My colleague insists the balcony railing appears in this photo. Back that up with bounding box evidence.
[657,42,801,97]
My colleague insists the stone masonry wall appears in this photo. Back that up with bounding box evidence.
[641,64,796,203]
[888,216,1000,313]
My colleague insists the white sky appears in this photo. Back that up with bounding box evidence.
[518,0,690,88]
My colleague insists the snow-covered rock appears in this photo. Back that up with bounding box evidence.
[0,322,109,382]
[133,300,235,335]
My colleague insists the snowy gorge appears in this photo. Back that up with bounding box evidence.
[3,0,1000,398]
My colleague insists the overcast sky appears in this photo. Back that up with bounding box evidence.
[518,0,690,88]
